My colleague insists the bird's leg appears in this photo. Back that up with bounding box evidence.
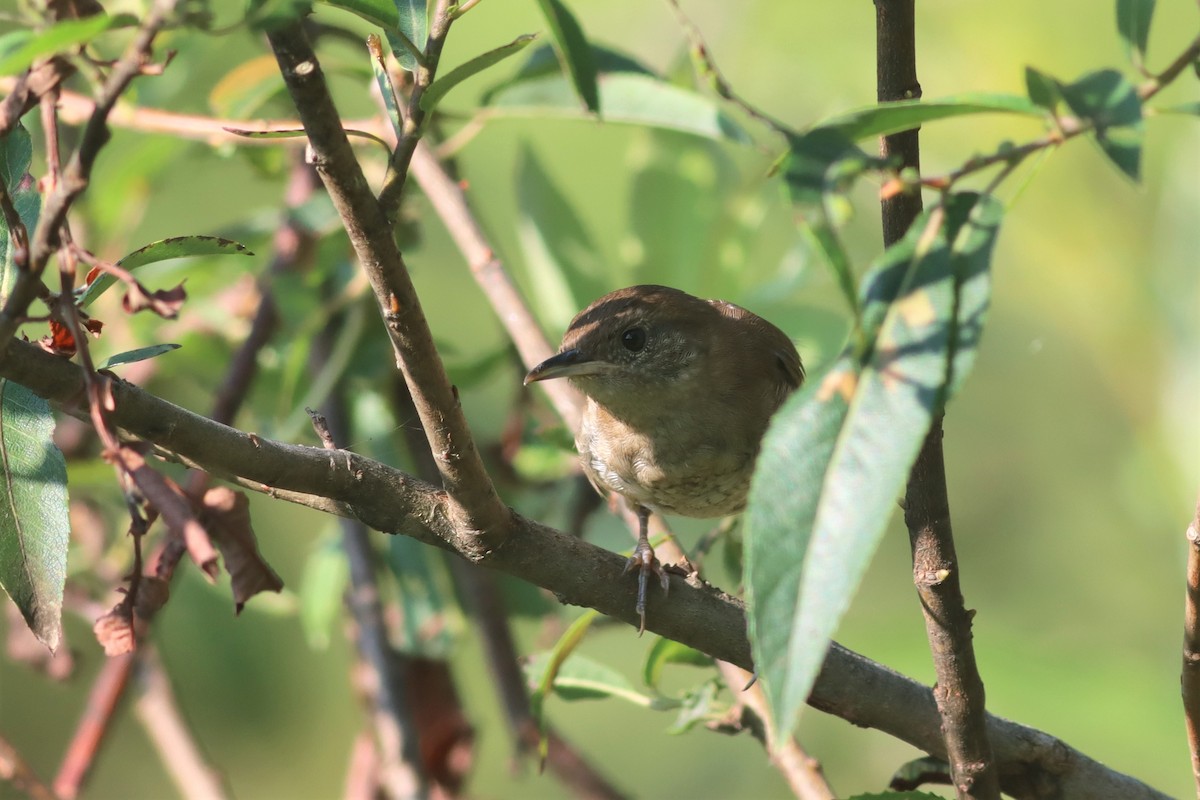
[623,505,669,634]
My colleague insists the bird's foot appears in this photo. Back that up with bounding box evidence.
[623,538,669,635]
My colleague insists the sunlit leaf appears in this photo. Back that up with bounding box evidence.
[420,34,537,112]
[527,610,599,764]
[0,380,69,651]
[525,649,653,706]
[78,235,254,308]
[534,0,599,113]
[745,194,1001,742]
[815,92,1044,141]
[1059,69,1144,180]
[96,343,181,370]
[1116,0,1156,65]
[485,72,749,143]
[0,14,136,77]
[209,55,285,118]
[1023,66,1062,112]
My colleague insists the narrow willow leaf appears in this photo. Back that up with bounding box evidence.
[482,42,652,102]
[0,14,136,77]
[1059,69,1144,180]
[485,72,748,143]
[299,535,346,649]
[390,0,427,71]
[534,0,599,113]
[642,637,712,690]
[419,34,537,112]
[1116,0,1156,64]
[746,195,998,741]
[525,650,653,706]
[528,610,599,764]
[369,35,403,140]
[816,92,1044,141]
[316,0,399,30]
[96,343,181,370]
[78,235,253,307]
[799,218,858,319]
[1155,101,1200,116]
[0,125,40,310]
[0,380,69,651]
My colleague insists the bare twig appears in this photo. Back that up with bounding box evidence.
[715,662,835,800]
[133,647,230,800]
[266,21,509,547]
[309,338,430,800]
[0,734,56,800]
[0,338,1170,799]
[1182,497,1200,796]
[54,652,136,799]
[876,2,998,798]
[407,142,583,433]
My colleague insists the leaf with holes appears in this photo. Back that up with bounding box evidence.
[0,380,69,651]
[78,235,253,308]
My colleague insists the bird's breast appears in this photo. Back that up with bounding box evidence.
[577,402,758,519]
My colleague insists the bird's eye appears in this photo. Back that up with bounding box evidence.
[621,327,647,352]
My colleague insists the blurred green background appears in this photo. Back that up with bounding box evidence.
[1,0,1198,797]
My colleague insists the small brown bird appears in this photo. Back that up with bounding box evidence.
[525,285,803,631]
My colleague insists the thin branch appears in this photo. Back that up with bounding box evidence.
[133,647,230,800]
[265,21,509,547]
[407,142,584,433]
[876,2,998,798]
[54,652,136,799]
[1182,496,1200,796]
[0,338,1170,799]
[715,662,835,800]
[0,734,56,800]
[309,349,430,800]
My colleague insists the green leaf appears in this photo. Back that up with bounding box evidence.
[95,343,181,371]
[209,55,286,119]
[799,218,859,320]
[317,0,398,30]
[0,380,69,651]
[1059,69,1144,180]
[745,195,999,742]
[815,92,1044,141]
[389,0,428,72]
[534,0,599,113]
[420,34,537,112]
[78,235,254,308]
[525,650,653,706]
[369,35,403,140]
[1155,101,1200,116]
[0,125,40,309]
[1116,0,1156,65]
[527,610,600,764]
[485,72,749,143]
[643,637,713,690]
[299,534,348,650]
[666,679,718,735]
[483,43,652,101]
[0,14,137,77]
[1023,66,1062,112]
[385,534,454,657]
[888,754,953,795]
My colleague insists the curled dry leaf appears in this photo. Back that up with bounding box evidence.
[93,600,139,656]
[38,319,77,356]
[108,446,219,578]
[122,281,187,318]
[202,487,283,613]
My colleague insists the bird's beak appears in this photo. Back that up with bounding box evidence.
[524,349,613,385]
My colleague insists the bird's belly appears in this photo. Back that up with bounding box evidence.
[578,425,753,519]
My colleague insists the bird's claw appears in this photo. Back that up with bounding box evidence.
[624,539,669,635]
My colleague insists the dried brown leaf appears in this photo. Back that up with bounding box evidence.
[122,281,187,318]
[92,601,139,656]
[38,319,76,356]
[202,487,283,612]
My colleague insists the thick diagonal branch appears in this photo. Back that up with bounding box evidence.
[265,22,508,547]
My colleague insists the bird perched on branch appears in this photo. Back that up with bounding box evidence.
[525,285,803,632]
